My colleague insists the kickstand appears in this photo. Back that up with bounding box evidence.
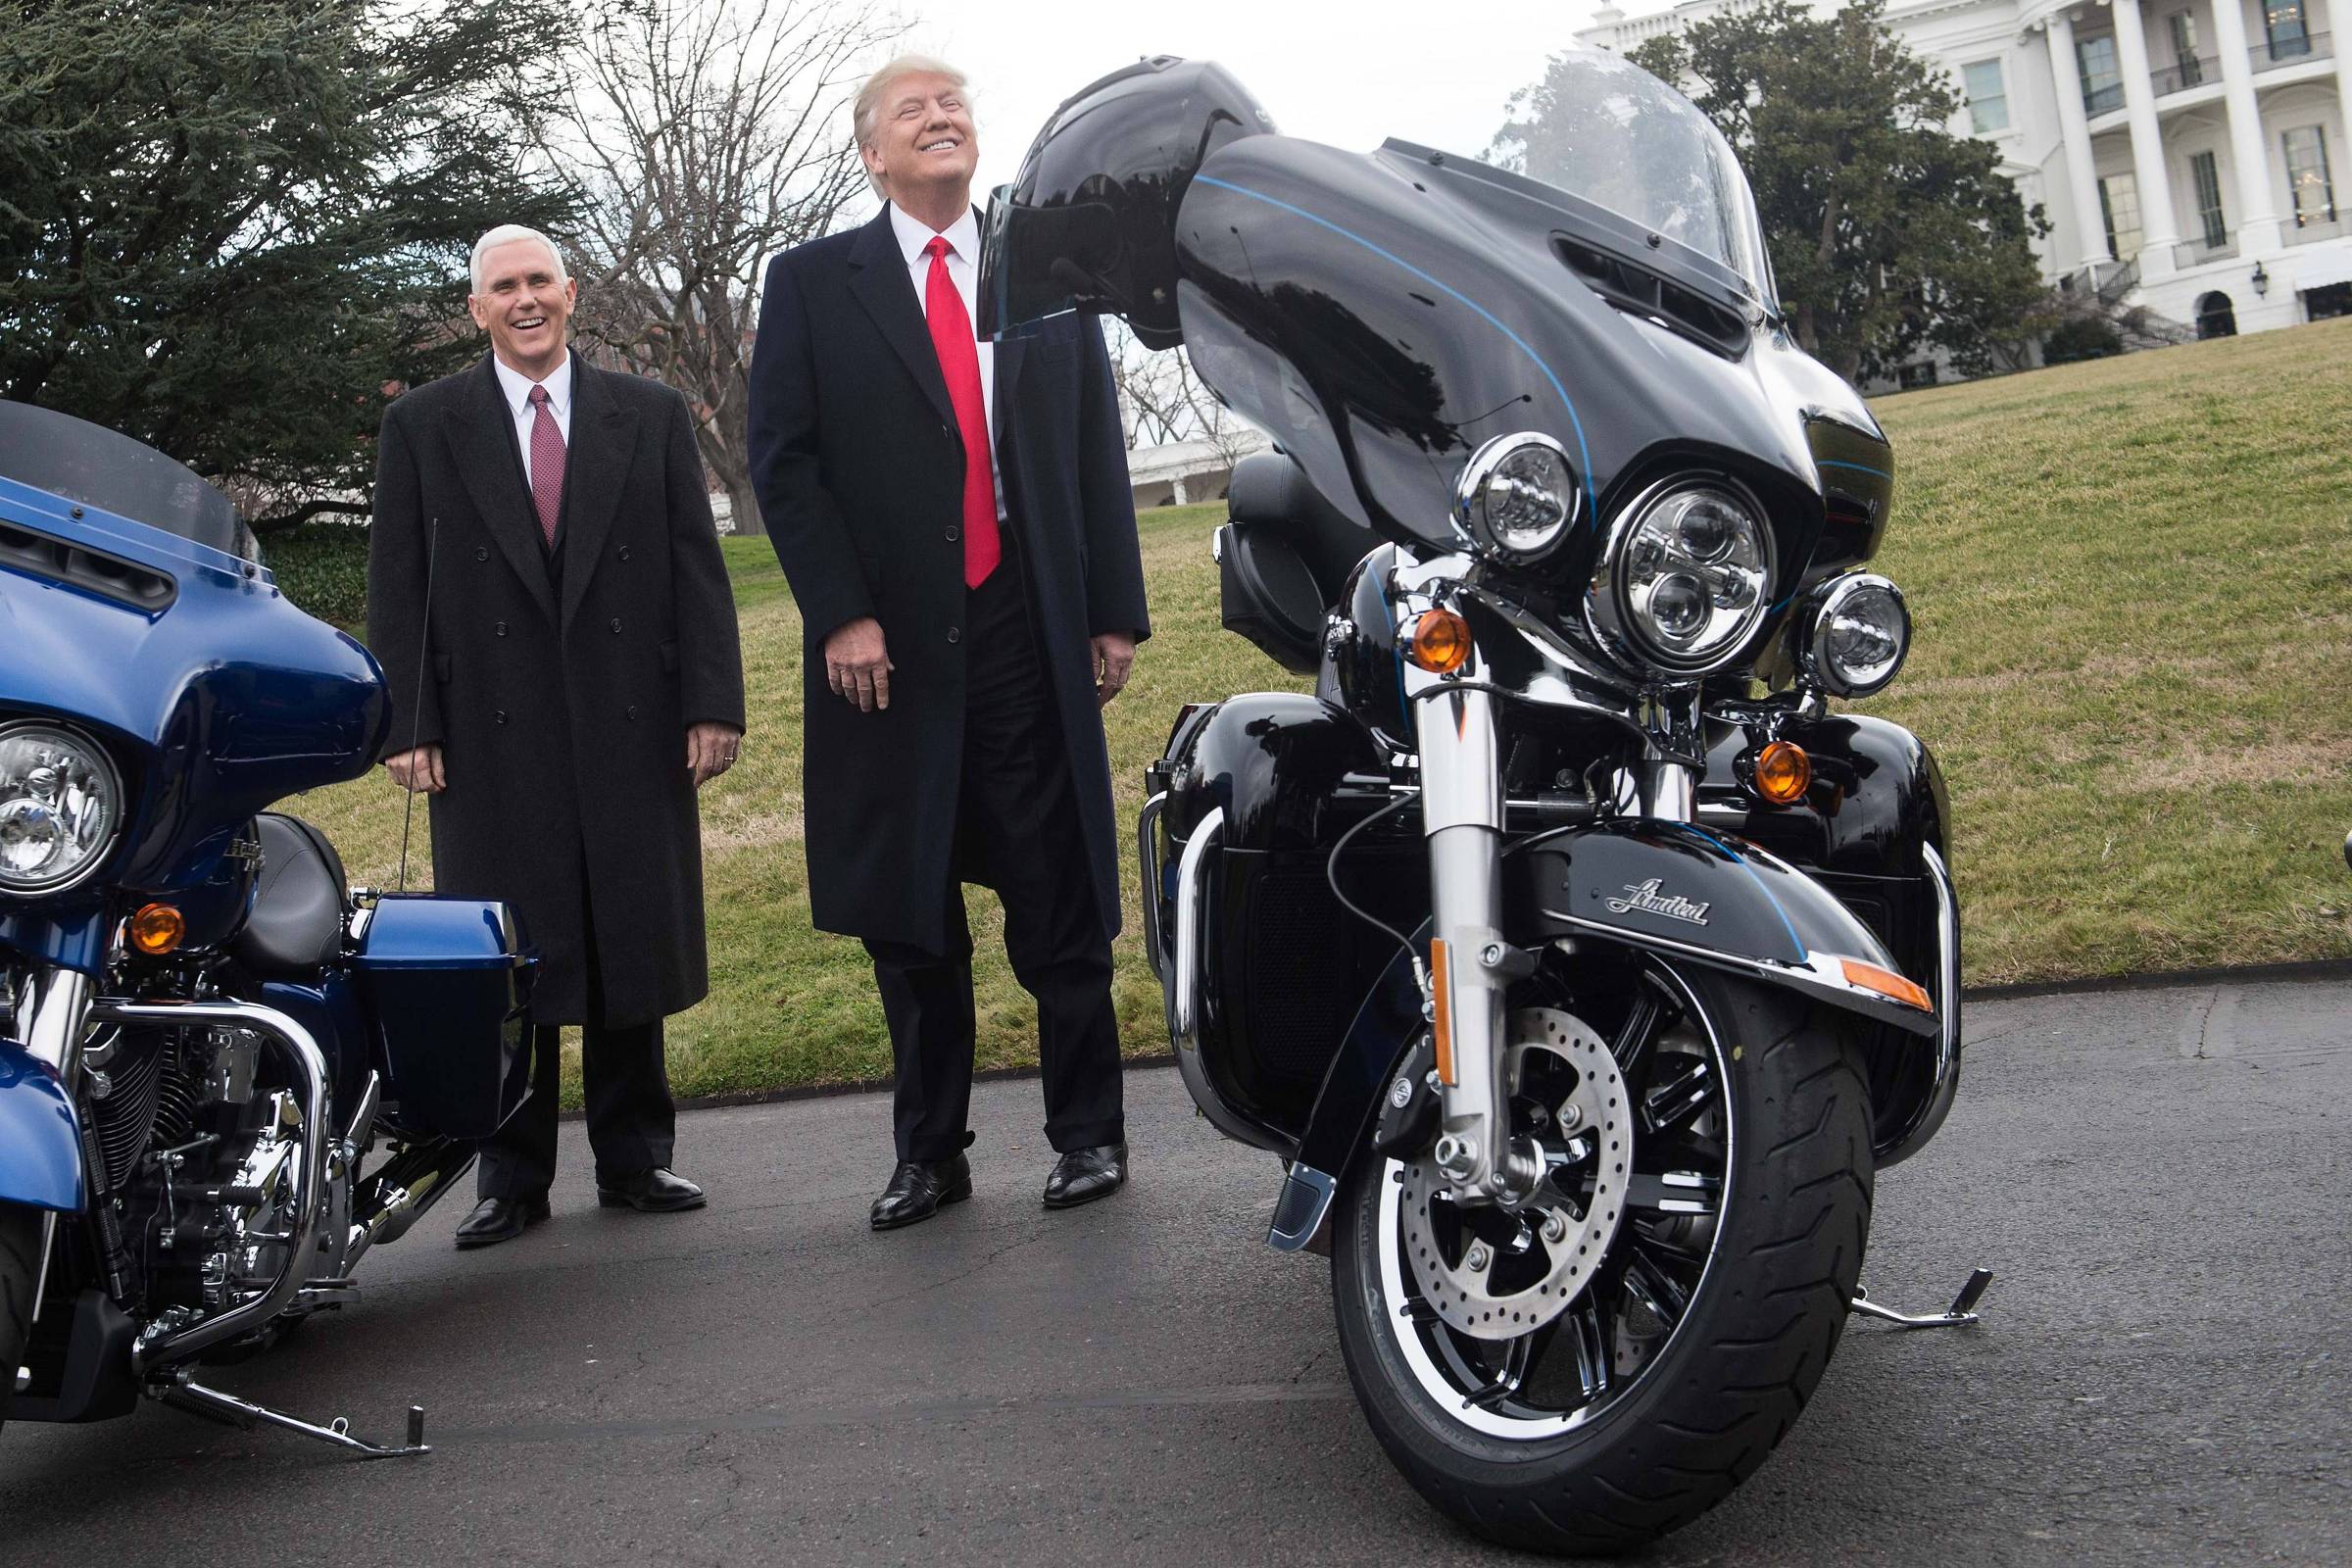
[1850,1267,1993,1330]
[155,1369,429,1459]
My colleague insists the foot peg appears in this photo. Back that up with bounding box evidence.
[156,1369,430,1459]
[1849,1267,1992,1330]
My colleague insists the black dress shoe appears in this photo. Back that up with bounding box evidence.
[870,1152,973,1230]
[596,1166,708,1212]
[1043,1143,1127,1209]
[455,1193,551,1250]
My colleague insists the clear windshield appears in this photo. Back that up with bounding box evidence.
[0,400,248,558]
[1494,49,1774,303]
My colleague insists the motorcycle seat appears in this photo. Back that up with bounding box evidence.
[231,812,349,978]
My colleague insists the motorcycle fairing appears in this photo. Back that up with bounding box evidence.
[1509,821,1940,1038]
[0,1035,87,1212]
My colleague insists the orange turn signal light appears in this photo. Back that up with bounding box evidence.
[1402,609,1472,674]
[1840,957,1933,1013]
[128,903,185,956]
[1752,741,1812,806]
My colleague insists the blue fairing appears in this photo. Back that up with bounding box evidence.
[0,1037,86,1212]
[0,474,390,912]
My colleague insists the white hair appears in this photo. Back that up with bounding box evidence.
[853,54,971,197]
[468,225,568,295]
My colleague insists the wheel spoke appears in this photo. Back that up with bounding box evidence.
[1568,1296,1613,1402]
[1641,1058,1714,1139]
[1461,1331,1534,1410]
[1621,1237,1693,1322]
[1624,1168,1721,1217]
[1609,982,1669,1084]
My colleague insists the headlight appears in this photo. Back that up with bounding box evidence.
[0,721,123,897]
[1801,573,1910,697]
[1453,432,1581,562]
[1588,479,1774,676]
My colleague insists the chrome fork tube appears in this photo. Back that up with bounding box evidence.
[21,966,94,1083]
[1416,685,1511,1199]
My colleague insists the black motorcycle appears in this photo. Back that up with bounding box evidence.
[984,52,1981,1554]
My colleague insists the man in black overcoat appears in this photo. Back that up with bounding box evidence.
[749,55,1149,1229]
[368,225,747,1248]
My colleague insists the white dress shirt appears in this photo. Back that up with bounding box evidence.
[890,204,1008,521]
[493,351,574,490]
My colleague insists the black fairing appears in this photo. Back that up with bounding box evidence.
[979,56,1274,349]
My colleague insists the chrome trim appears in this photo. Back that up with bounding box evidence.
[1265,1161,1339,1252]
[93,999,330,1370]
[1876,843,1966,1166]
[351,1137,479,1250]
[1137,793,1168,983]
[21,966,92,1080]
[0,719,125,899]
[1640,760,1697,823]
[1584,474,1775,681]
[1450,431,1581,563]
[1169,807,1223,1049]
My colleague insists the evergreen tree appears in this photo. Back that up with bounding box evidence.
[0,1,577,530]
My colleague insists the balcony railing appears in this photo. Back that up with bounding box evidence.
[2152,55,2218,95]
[2082,81,2127,116]
[2251,32,2332,74]
[2286,212,2349,245]
[2176,232,2240,268]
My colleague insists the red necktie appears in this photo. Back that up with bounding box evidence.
[922,235,1000,588]
[527,383,565,549]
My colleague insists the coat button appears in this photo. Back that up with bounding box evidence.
[618,546,632,562]
[625,705,638,720]
[946,625,961,644]
[610,617,623,634]
[493,710,508,725]
[945,525,960,543]
[474,546,489,562]
[494,620,508,637]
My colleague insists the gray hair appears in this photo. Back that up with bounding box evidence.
[853,53,971,196]
[468,224,568,294]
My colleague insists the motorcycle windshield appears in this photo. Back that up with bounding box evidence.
[1499,49,1774,308]
[0,400,250,560]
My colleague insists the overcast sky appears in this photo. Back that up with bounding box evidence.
[886,1,1603,200]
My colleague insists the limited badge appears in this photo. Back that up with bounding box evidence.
[1605,877,1712,925]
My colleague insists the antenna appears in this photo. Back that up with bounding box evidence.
[395,516,439,894]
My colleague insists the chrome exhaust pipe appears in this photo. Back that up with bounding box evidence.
[351,1137,478,1253]
[91,999,331,1372]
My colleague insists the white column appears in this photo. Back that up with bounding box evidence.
[2209,0,2287,254]
[2335,4,2352,189]
[2111,0,2183,274]
[2047,12,2117,268]
[1172,473,1190,506]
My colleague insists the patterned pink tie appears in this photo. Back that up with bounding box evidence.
[527,384,565,548]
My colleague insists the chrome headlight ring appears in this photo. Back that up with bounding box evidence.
[1452,432,1583,564]
[1800,572,1911,697]
[0,719,125,898]
[1586,476,1775,679]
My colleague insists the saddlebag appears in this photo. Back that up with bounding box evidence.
[352,896,535,1140]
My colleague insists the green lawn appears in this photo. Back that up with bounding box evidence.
[293,318,2352,1102]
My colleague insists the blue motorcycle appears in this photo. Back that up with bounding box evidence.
[0,401,531,1456]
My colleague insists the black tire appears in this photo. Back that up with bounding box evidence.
[0,1202,42,1437]
[1331,963,1874,1556]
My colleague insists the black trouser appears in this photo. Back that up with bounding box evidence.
[862,534,1124,1164]
[478,867,678,1198]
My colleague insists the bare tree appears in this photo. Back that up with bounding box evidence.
[1105,322,1263,477]
[552,0,901,536]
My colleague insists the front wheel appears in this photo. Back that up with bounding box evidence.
[1331,956,1874,1555]
[0,1202,43,1438]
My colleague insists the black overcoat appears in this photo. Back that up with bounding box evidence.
[367,353,747,1027]
[748,207,1148,951]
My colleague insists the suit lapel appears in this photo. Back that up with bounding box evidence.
[557,356,641,632]
[445,356,558,624]
[847,206,958,431]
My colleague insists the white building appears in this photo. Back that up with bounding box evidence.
[1582,0,2352,352]
[1126,427,1274,509]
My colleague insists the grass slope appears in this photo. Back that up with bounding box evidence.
[293,318,2352,1102]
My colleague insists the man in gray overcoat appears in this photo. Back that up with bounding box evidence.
[368,224,747,1249]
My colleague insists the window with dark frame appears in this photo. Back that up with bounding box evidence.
[2262,0,2311,59]
[2190,150,2229,248]
[2167,11,2203,85]
[2077,33,2124,115]
[2283,125,2336,226]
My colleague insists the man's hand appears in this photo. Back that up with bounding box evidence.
[687,722,743,788]
[1091,632,1138,708]
[384,744,446,794]
[824,616,893,711]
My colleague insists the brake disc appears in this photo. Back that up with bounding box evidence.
[1399,1006,1636,1341]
